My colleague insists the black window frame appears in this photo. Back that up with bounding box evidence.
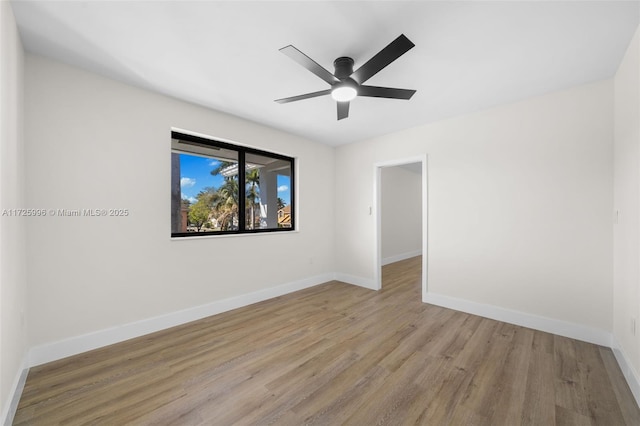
[171,131,295,238]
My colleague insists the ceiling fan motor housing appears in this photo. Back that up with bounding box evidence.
[333,57,355,80]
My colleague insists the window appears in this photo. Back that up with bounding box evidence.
[171,131,295,237]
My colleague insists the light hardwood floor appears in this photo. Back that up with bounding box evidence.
[14,256,640,425]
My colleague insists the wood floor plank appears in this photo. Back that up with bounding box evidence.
[14,256,639,425]
[487,325,535,425]
[342,350,431,425]
[448,322,518,424]
[600,347,640,425]
[554,335,592,419]
[521,332,557,425]
[410,354,474,425]
[293,364,390,425]
[230,350,361,425]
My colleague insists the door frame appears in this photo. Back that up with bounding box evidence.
[373,155,428,300]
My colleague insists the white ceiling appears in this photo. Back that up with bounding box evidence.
[11,1,640,146]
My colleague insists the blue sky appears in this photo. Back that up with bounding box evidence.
[179,154,223,203]
[179,153,291,205]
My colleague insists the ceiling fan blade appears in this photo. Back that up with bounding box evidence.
[275,89,331,104]
[350,34,415,85]
[358,85,416,100]
[280,45,339,86]
[337,101,350,120]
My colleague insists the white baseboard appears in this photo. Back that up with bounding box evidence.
[28,273,334,367]
[423,292,612,347]
[612,338,640,408]
[381,250,422,266]
[334,273,377,290]
[1,357,28,426]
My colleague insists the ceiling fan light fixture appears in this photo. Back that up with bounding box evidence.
[276,34,416,119]
[331,85,357,102]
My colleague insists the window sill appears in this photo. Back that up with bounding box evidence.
[171,229,298,240]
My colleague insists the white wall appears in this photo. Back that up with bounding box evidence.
[614,26,640,393]
[336,80,614,332]
[381,165,422,264]
[24,55,335,349]
[0,1,27,422]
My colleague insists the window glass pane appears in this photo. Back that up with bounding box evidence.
[245,153,293,230]
[171,132,294,237]
[171,145,239,233]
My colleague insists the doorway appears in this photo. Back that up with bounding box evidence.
[373,156,427,301]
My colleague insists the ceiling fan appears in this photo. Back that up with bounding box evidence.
[275,34,417,120]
